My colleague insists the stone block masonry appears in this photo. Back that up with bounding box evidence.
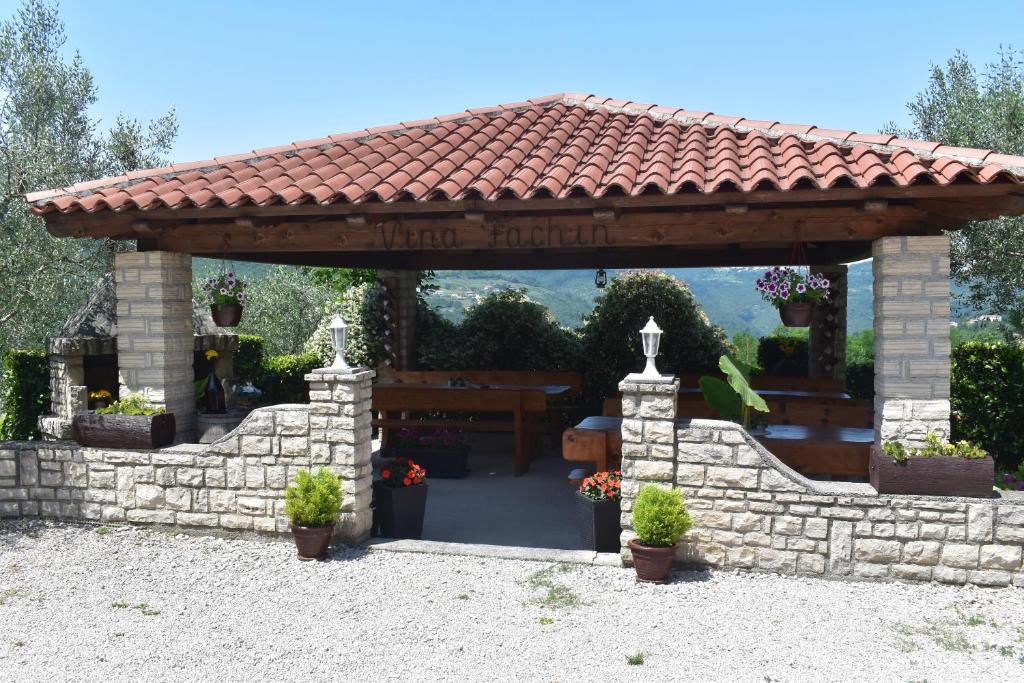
[0,368,376,546]
[872,235,951,447]
[668,419,1024,587]
[115,251,195,442]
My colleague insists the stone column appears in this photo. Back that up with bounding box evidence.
[808,264,848,384]
[619,373,680,561]
[306,367,375,545]
[115,252,196,442]
[872,235,951,446]
[377,270,417,371]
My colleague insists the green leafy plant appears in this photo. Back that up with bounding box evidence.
[626,651,646,666]
[233,334,266,385]
[699,355,769,429]
[201,271,247,306]
[951,342,1024,470]
[258,352,321,404]
[95,393,165,416]
[579,271,731,407]
[284,468,342,528]
[0,349,48,440]
[632,485,692,548]
[882,433,987,463]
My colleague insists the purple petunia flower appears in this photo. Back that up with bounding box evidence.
[220,288,228,295]
[821,278,830,289]
[796,283,807,294]
[768,283,778,294]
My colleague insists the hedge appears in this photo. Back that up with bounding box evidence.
[845,363,874,400]
[0,349,49,441]
[234,334,266,385]
[757,336,809,376]
[951,342,1024,470]
[257,353,322,405]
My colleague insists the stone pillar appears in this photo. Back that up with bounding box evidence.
[115,252,195,442]
[808,264,848,384]
[619,373,680,562]
[377,270,417,371]
[306,367,375,545]
[872,235,951,446]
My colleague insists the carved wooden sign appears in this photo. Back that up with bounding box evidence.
[378,221,614,250]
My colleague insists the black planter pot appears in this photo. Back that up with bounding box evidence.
[383,444,469,478]
[779,301,814,327]
[373,482,428,539]
[575,492,621,552]
[210,304,243,327]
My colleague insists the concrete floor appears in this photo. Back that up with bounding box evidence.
[376,433,587,550]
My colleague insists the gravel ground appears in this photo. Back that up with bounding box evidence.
[1,521,1023,682]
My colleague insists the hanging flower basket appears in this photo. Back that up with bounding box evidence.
[203,271,247,327]
[755,267,831,328]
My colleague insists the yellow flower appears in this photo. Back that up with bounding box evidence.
[89,389,112,400]
[205,349,219,361]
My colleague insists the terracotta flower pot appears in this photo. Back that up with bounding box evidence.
[291,522,335,561]
[628,539,676,583]
[779,301,814,327]
[211,303,243,327]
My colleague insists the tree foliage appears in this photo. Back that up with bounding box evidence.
[887,49,1024,315]
[0,0,177,357]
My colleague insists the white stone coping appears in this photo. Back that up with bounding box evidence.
[676,417,1024,505]
[304,367,376,382]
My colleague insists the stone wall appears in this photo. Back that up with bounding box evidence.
[622,415,1024,587]
[0,369,375,544]
[872,235,952,446]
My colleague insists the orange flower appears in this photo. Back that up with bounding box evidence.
[403,478,411,486]
[382,469,391,479]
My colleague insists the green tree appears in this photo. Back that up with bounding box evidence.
[0,0,177,356]
[887,49,1024,316]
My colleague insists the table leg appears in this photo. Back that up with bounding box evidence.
[379,410,389,448]
[513,409,528,476]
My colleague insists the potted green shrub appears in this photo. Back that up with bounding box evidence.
[284,468,342,561]
[576,470,622,553]
[384,428,470,478]
[72,393,176,449]
[628,485,693,584]
[870,433,994,497]
[202,271,247,327]
[372,458,428,539]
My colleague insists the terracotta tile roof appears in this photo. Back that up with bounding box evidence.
[26,93,1024,215]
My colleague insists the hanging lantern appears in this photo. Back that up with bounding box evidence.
[595,268,608,289]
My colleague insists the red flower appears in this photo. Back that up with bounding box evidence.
[382,469,391,479]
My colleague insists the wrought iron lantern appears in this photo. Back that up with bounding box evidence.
[328,315,350,370]
[639,316,663,379]
[595,268,608,288]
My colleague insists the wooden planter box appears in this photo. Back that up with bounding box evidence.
[72,412,176,450]
[383,444,470,478]
[868,444,994,498]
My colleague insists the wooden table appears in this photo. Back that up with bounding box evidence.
[755,424,873,477]
[373,383,571,476]
[562,416,873,478]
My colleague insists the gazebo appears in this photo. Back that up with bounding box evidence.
[26,92,1024,451]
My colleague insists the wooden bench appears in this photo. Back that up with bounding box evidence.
[562,416,623,472]
[372,383,563,476]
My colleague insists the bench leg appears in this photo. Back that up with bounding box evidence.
[513,410,528,476]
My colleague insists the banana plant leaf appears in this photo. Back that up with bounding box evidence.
[698,375,742,421]
[719,355,769,413]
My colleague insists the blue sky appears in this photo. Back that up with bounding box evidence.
[7,0,1022,163]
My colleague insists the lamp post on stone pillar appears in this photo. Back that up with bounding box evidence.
[305,315,374,545]
[619,317,679,562]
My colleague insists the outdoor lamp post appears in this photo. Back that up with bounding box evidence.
[639,316,663,379]
[328,315,350,370]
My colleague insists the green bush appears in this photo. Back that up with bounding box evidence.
[757,335,809,376]
[845,362,875,400]
[284,468,342,527]
[0,349,49,441]
[416,301,460,370]
[95,393,165,416]
[442,288,580,371]
[951,342,1024,469]
[579,271,730,404]
[304,281,389,369]
[234,335,265,385]
[258,353,322,404]
[632,485,692,547]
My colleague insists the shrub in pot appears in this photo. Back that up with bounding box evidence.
[870,433,994,497]
[372,458,428,539]
[72,393,175,449]
[628,485,693,584]
[284,468,342,561]
[576,470,622,552]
